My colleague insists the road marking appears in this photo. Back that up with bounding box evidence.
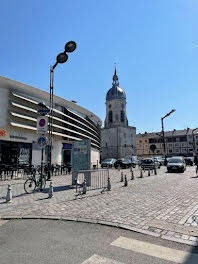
[81,254,125,264]
[111,236,198,263]
[0,220,8,227]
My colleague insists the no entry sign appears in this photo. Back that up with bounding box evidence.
[37,116,48,134]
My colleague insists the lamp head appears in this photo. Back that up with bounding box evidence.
[65,41,77,53]
[56,52,68,64]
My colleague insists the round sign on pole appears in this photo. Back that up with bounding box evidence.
[37,136,48,149]
[39,118,46,128]
[150,144,156,153]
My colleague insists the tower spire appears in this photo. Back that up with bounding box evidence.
[112,63,119,86]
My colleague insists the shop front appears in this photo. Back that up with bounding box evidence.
[0,140,32,168]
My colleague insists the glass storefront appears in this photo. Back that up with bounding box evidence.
[0,140,32,167]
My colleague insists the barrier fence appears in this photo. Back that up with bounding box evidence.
[73,169,110,197]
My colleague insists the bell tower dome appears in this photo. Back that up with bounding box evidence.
[105,67,128,128]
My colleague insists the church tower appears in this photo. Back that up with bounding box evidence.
[105,68,128,128]
[101,67,136,160]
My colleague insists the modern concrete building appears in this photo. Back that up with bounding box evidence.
[0,76,101,168]
[136,129,198,158]
[101,69,136,160]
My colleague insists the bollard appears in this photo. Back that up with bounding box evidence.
[48,181,53,198]
[131,170,134,180]
[6,184,12,203]
[107,177,111,191]
[130,166,132,172]
[120,172,124,182]
[140,168,143,178]
[154,167,157,175]
[118,165,121,171]
[148,169,150,176]
[124,175,128,187]
[82,179,87,195]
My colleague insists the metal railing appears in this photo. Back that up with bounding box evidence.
[73,169,110,198]
[0,162,72,181]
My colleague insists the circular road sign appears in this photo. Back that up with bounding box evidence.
[39,118,46,128]
[150,144,156,153]
[37,136,48,149]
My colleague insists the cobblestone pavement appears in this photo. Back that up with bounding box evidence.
[1,166,198,246]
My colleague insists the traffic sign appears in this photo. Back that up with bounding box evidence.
[150,144,156,153]
[37,116,48,134]
[37,109,50,114]
[37,136,48,149]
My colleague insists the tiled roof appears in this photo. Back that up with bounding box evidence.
[136,129,198,138]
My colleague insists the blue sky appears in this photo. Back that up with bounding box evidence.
[1,0,198,133]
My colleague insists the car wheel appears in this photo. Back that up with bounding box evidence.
[167,169,171,173]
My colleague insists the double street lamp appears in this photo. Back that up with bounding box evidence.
[161,109,176,163]
[48,41,77,180]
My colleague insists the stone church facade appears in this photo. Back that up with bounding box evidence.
[101,68,136,160]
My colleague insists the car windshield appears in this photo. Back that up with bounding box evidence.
[168,158,182,163]
[142,160,153,164]
[103,159,112,162]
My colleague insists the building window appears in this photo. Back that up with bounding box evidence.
[168,143,173,147]
[175,143,180,147]
[144,139,148,143]
[121,110,125,122]
[169,149,173,153]
[108,111,113,123]
[139,140,142,143]
[180,136,187,142]
[156,150,160,154]
[175,148,180,153]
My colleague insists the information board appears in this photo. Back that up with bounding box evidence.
[72,139,91,171]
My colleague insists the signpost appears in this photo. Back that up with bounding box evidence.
[37,116,48,135]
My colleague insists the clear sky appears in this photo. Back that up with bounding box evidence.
[0,0,198,133]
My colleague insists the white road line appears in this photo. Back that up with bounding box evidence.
[81,254,125,264]
[111,236,198,264]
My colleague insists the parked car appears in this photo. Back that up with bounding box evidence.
[114,158,133,169]
[154,157,164,166]
[131,156,141,167]
[184,157,194,166]
[140,158,160,170]
[101,158,116,168]
[167,157,186,173]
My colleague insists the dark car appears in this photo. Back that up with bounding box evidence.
[114,159,133,169]
[167,157,186,173]
[140,158,159,170]
[184,157,194,166]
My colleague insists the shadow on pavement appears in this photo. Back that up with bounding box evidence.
[183,243,198,263]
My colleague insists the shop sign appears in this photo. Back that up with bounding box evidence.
[37,116,48,134]
[10,131,27,140]
[0,129,6,137]
[62,143,72,150]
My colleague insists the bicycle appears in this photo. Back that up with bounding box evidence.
[24,171,47,194]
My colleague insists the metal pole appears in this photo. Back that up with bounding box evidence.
[40,148,44,190]
[161,117,166,163]
[192,130,196,156]
[48,66,54,180]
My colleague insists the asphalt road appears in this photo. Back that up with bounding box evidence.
[0,220,198,264]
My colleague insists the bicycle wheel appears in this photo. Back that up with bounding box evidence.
[24,179,36,194]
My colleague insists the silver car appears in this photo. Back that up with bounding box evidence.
[167,157,186,173]
[101,158,116,168]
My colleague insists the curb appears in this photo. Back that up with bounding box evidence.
[1,215,198,247]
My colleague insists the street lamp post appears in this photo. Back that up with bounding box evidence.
[161,109,176,164]
[48,41,77,180]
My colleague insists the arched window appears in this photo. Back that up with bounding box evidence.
[121,110,125,122]
[108,111,113,123]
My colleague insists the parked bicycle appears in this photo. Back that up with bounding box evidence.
[24,171,47,194]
